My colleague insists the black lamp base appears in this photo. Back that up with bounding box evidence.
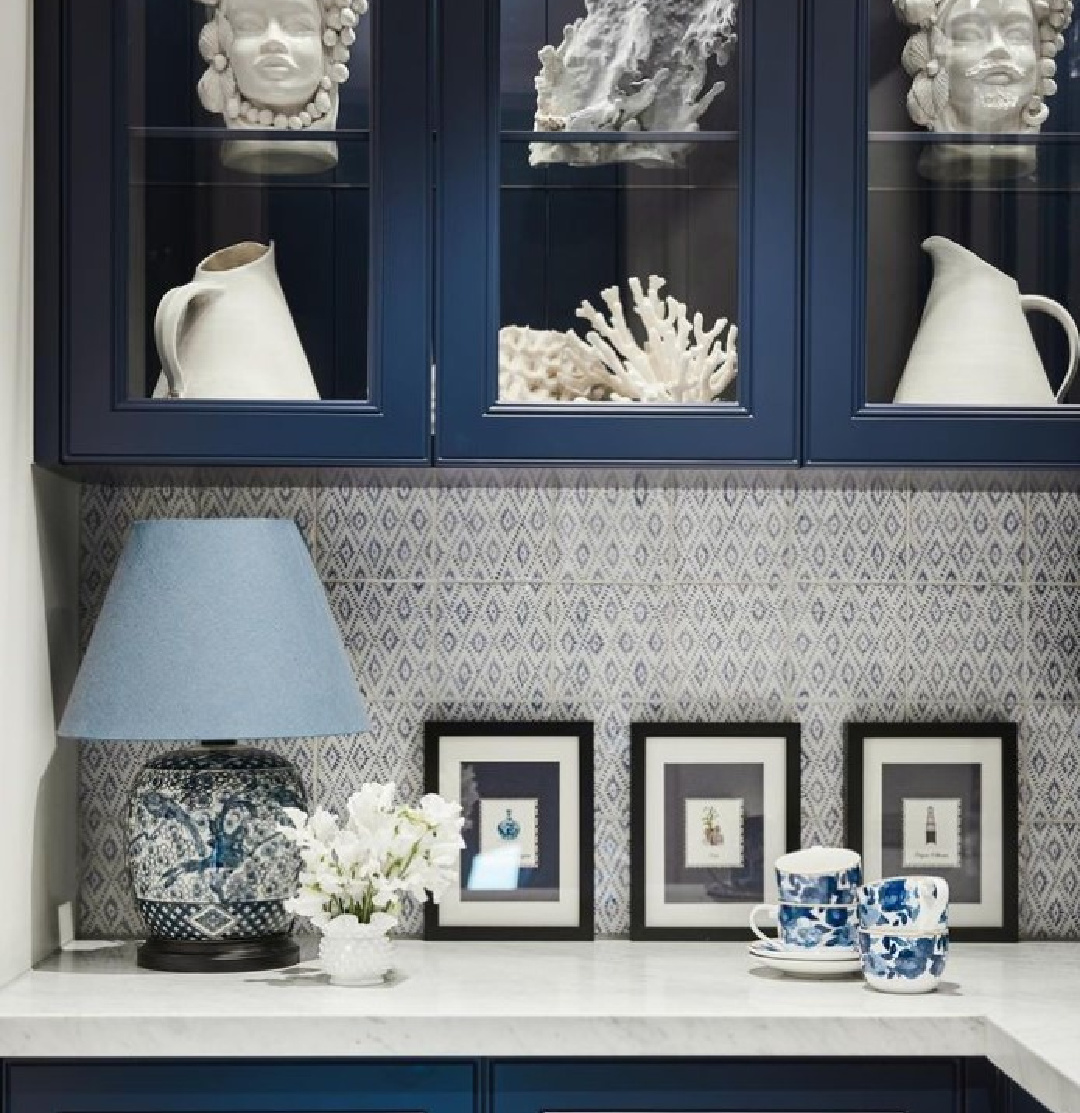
[137,934,299,973]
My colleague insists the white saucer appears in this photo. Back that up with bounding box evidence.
[748,941,862,978]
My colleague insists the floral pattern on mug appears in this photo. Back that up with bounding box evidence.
[777,865,862,905]
[858,876,949,930]
[858,930,949,988]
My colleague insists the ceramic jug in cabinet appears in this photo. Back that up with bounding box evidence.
[152,242,321,401]
[893,236,1079,406]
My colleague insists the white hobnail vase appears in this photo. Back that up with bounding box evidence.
[318,916,395,987]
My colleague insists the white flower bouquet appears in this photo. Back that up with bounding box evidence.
[279,782,464,936]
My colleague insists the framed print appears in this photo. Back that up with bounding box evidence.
[844,722,1019,943]
[424,721,593,940]
[630,723,801,940]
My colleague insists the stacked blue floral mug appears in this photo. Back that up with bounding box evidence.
[856,876,950,994]
[750,846,862,953]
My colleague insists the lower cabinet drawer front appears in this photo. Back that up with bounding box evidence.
[491,1060,966,1113]
[6,1061,478,1113]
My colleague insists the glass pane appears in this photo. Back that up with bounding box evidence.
[867,0,1080,407]
[498,0,740,405]
[125,0,373,402]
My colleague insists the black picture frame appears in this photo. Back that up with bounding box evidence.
[423,720,594,941]
[844,721,1019,943]
[630,722,801,941]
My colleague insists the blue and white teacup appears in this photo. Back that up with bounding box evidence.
[857,928,949,994]
[775,846,862,905]
[857,876,949,932]
[750,901,857,950]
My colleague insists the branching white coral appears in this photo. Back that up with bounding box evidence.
[498,276,737,404]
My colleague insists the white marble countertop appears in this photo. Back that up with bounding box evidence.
[0,942,1076,1113]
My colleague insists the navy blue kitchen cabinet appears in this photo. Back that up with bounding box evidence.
[36,0,431,466]
[1,1057,1044,1113]
[5,1061,478,1113]
[805,0,1080,466]
[491,1059,993,1113]
[435,0,802,464]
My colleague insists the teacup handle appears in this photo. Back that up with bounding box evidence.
[916,877,950,929]
[750,904,778,943]
[1020,295,1080,403]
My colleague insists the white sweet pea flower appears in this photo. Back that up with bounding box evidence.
[281,783,463,930]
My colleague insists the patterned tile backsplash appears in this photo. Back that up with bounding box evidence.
[77,470,1080,940]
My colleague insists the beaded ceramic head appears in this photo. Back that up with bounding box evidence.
[893,0,1074,133]
[195,0,368,133]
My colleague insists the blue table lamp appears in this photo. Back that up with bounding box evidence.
[60,519,368,973]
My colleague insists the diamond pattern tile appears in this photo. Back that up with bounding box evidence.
[792,472,907,583]
[201,485,316,555]
[77,473,1080,940]
[434,473,556,582]
[1028,585,1080,703]
[1019,823,1080,939]
[669,584,788,707]
[433,583,553,703]
[907,584,1023,712]
[317,479,433,582]
[553,585,673,704]
[316,705,426,818]
[1020,705,1080,825]
[554,472,670,583]
[329,582,433,702]
[670,471,792,584]
[909,474,1025,584]
[1027,475,1080,585]
[790,584,907,705]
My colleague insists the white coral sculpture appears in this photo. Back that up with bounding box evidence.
[498,276,737,404]
[530,0,738,167]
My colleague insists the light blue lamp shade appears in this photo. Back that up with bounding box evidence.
[59,519,369,741]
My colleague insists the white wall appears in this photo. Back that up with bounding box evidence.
[0,0,80,986]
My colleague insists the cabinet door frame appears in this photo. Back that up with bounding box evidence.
[40,0,432,466]
[436,0,803,465]
[490,1058,982,1113]
[6,1060,478,1113]
[804,0,1080,467]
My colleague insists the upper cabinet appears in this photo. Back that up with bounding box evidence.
[806,0,1080,466]
[38,0,431,465]
[435,0,803,464]
[39,1,1080,468]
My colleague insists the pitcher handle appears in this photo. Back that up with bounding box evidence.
[153,282,224,399]
[1020,295,1080,403]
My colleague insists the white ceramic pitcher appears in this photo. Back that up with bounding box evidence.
[152,242,320,401]
[893,236,1079,406]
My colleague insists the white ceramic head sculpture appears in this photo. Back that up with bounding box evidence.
[893,0,1073,133]
[195,0,367,156]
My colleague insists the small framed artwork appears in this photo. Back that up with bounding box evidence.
[844,722,1019,942]
[630,722,801,940]
[424,721,594,940]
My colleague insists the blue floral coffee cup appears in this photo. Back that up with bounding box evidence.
[775,846,862,905]
[857,928,949,993]
[857,876,949,932]
[750,901,857,950]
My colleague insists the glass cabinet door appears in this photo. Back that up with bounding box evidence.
[436,0,801,464]
[806,0,1080,466]
[56,0,430,463]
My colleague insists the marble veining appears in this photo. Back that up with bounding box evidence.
[1,942,1079,1113]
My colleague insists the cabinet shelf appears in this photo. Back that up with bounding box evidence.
[500,130,739,144]
[130,127,371,141]
[129,134,370,189]
[867,136,1080,193]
